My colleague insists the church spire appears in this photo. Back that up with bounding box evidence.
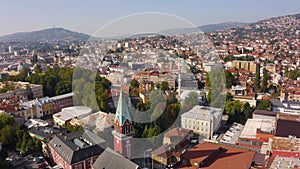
[114,88,132,125]
[112,87,134,159]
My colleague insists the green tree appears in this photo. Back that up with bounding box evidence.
[130,79,139,88]
[18,67,29,81]
[64,123,84,133]
[256,100,273,111]
[261,68,269,93]
[161,81,169,91]
[254,64,260,92]
[288,69,299,80]
[225,70,234,88]
[243,102,254,119]
[34,64,42,73]
[224,100,247,124]
[0,126,15,147]
[142,125,162,147]
[0,114,14,129]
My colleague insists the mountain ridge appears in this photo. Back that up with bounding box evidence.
[0,27,91,42]
[1,12,299,42]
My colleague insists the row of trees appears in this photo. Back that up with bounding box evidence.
[224,97,273,125]
[254,65,271,93]
[7,66,112,113]
[7,66,73,97]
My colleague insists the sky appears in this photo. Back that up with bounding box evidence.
[1,0,300,37]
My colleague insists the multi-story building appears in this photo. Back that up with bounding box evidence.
[280,87,300,101]
[232,60,257,73]
[271,99,300,114]
[181,105,222,139]
[0,81,43,101]
[48,130,105,169]
[50,92,74,113]
[21,97,53,119]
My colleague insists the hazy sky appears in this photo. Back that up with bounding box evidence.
[1,0,300,36]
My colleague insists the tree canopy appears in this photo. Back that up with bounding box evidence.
[256,100,273,111]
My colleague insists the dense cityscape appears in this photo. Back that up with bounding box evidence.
[0,8,300,169]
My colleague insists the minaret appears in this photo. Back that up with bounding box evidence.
[112,89,134,159]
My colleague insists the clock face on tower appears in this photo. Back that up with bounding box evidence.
[126,140,130,144]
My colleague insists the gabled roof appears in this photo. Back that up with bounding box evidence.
[114,89,132,125]
[48,130,105,164]
[179,142,256,169]
[92,147,139,169]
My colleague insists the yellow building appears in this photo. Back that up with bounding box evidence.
[21,97,53,119]
[232,61,257,73]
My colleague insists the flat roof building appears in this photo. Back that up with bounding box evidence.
[53,106,92,126]
[238,119,275,149]
[275,113,300,138]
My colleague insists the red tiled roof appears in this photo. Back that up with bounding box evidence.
[179,142,256,169]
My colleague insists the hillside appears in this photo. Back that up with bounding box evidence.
[0,27,91,42]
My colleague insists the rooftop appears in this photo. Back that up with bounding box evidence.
[179,142,256,169]
[53,106,92,122]
[275,114,300,137]
[272,136,300,152]
[181,105,223,121]
[164,127,193,139]
[253,110,278,117]
[269,156,300,169]
[239,119,275,139]
[48,130,105,165]
[92,147,139,169]
[220,122,244,144]
[50,92,73,101]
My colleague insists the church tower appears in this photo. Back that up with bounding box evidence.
[112,89,134,159]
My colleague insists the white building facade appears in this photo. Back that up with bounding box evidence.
[181,105,223,139]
